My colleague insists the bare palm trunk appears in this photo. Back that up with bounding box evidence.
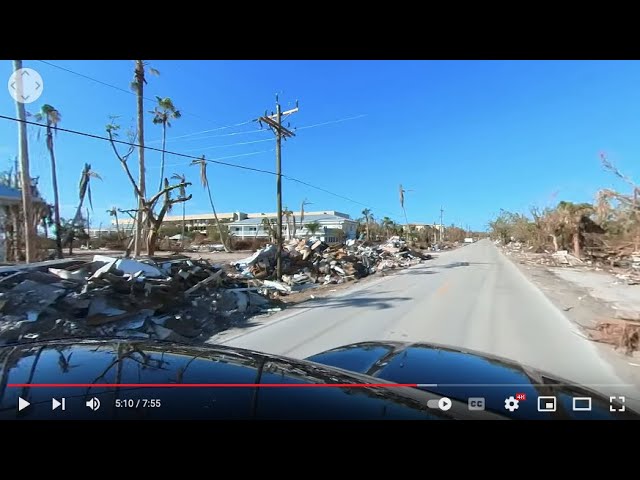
[114,212,122,241]
[551,234,559,252]
[181,201,185,245]
[13,59,36,263]
[205,184,230,252]
[46,129,63,259]
[158,122,166,193]
[572,231,581,258]
[134,60,146,257]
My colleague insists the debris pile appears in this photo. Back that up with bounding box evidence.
[0,255,279,345]
[231,236,432,289]
[0,237,433,345]
[504,243,640,284]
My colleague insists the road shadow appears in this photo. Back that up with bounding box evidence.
[386,269,438,276]
[437,261,495,268]
[283,294,413,311]
[380,263,438,275]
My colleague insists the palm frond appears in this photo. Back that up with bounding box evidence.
[148,67,160,76]
[87,182,93,210]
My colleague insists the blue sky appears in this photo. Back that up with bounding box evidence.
[1,60,640,231]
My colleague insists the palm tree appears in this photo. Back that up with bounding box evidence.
[151,97,181,192]
[34,104,63,258]
[64,163,101,253]
[171,173,187,243]
[306,221,321,237]
[107,207,122,241]
[556,201,594,258]
[191,155,230,252]
[299,198,312,238]
[283,206,293,240]
[361,208,372,240]
[399,184,412,233]
[382,216,394,239]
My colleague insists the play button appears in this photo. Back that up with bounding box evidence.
[18,397,30,412]
[438,397,452,411]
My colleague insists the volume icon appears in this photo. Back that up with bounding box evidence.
[85,397,101,411]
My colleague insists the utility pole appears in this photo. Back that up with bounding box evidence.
[134,60,146,258]
[439,206,444,243]
[257,96,298,281]
[13,60,36,263]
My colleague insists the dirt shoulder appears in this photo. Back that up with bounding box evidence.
[503,248,640,388]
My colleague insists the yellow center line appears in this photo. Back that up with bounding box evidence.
[435,281,450,295]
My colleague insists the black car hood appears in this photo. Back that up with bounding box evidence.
[0,338,635,420]
[0,338,468,420]
[306,341,638,420]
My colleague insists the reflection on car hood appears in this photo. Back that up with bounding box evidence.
[0,338,457,420]
[306,341,639,420]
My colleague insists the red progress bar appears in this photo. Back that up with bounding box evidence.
[8,383,418,388]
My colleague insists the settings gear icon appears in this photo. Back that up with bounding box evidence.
[504,396,519,412]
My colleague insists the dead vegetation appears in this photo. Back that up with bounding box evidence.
[493,155,640,354]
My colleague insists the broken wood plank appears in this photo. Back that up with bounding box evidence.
[184,269,224,295]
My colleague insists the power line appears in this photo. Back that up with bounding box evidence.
[0,114,277,176]
[35,60,256,134]
[297,114,367,131]
[0,114,400,221]
[182,137,274,153]
[163,113,367,145]
[156,149,274,170]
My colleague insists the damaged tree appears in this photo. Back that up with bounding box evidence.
[106,121,192,256]
[597,153,640,252]
[33,104,63,259]
[107,207,122,241]
[191,156,230,252]
[151,96,181,193]
[62,163,101,255]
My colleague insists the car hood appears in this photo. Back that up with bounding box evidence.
[306,341,638,420]
[0,338,471,420]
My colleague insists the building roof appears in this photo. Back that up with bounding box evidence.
[229,214,356,226]
[0,185,22,204]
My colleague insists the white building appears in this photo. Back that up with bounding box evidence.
[228,211,358,243]
[117,209,359,242]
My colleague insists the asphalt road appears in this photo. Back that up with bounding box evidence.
[211,239,640,409]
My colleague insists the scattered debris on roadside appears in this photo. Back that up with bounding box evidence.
[0,237,433,345]
[587,317,640,355]
[503,243,640,285]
